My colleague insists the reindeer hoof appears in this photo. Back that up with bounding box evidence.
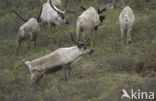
[128,40,132,44]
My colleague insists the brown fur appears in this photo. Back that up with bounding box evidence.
[15,18,40,55]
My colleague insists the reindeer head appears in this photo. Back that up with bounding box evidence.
[80,6,106,31]
[97,8,106,23]
[80,6,106,23]
[50,0,75,25]
[70,32,94,55]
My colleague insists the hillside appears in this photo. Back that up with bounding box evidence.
[0,0,156,101]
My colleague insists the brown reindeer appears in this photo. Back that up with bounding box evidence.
[12,5,42,55]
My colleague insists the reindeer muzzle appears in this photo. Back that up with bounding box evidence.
[89,50,94,55]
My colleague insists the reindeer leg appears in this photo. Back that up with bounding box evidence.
[34,35,37,49]
[127,25,132,45]
[34,40,36,49]
[42,22,46,30]
[38,82,44,88]
[15,40,21,56]
[24,41,30,56]
[67,66,72,78]
[82,31,87,41]
[91,30,95,46]
[29,72,43,88]
[29,73,38,88]
[120,25,125,43]
[77,25,80,41]
[62,65,68,81]
[48,23,51,29]
[37,75,44,88]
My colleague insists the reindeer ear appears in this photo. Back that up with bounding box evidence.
[98,8,101,14]
[94,25,98,30]
[80,6,86,11]
[100,16,105,22]
[77,45,82,48]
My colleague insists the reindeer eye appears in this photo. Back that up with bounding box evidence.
[59,13,65,19]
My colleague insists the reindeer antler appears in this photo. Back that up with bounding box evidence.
[70,32,90,46]
[37,3,43,22]
[12,9,28,22]
[64,0,76,14]
[80,6,86,11]
[49,0,59,13]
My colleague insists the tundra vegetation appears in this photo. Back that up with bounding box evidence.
[0,0,156,101]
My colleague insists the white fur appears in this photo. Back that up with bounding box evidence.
[57,46,83,64]
[25,46,91,86]
[119,6,135,44]
[77,7,100,40]
[40,1,66,27]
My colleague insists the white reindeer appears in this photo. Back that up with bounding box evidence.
[77,6,106,41]
[25,33,93,87]
[119,6,135,44]
[40,0,74,28]
[12,6,42,55]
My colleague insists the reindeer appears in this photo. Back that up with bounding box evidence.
[25,32,93,87]
[40,0,74,28]
[12,5,42,55]
[77,6,106,41]
[119,6,135,44]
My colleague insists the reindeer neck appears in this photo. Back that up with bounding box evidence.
[58,46,83,62]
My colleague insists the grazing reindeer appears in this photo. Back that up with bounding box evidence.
[119,6,135,44]
[12,5,42,55]
[25,32,94,87]
[40,0,74,28]
[77,6,106,41]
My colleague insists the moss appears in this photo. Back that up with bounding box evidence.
[132,56,156,75]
